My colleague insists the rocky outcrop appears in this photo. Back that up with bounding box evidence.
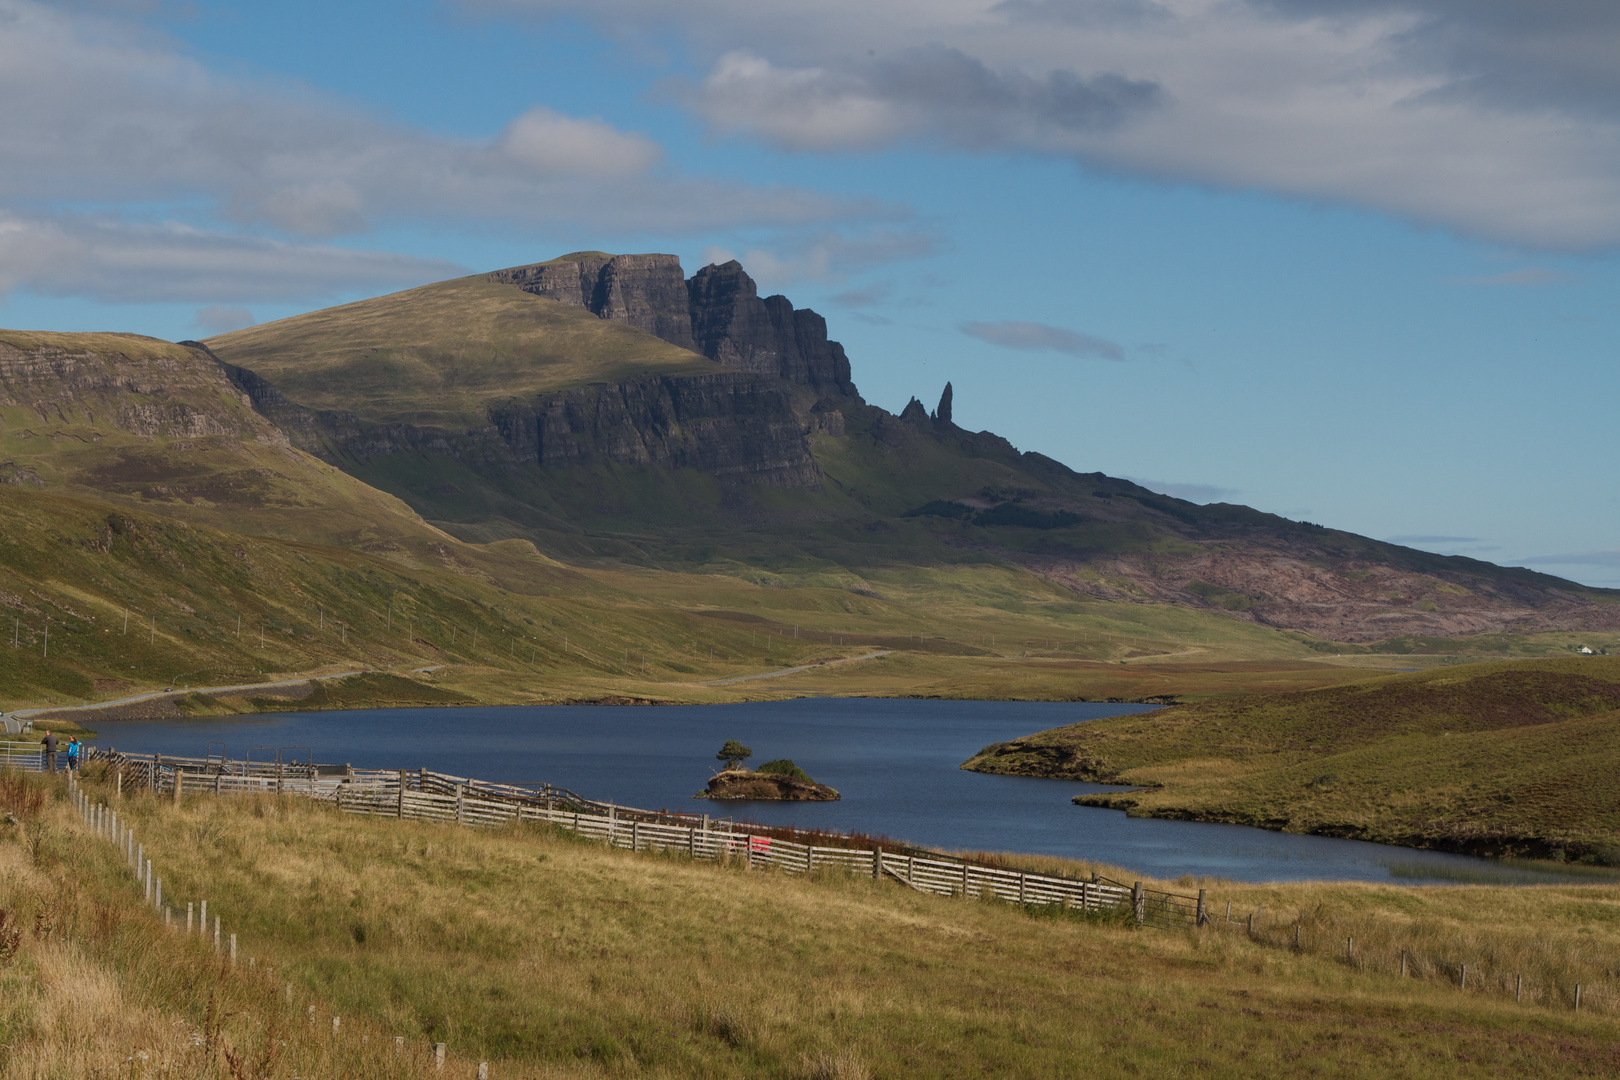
[489,253,697,351]
[697,769,840,801]
[487,254,860,400]
[489,371,819,486]
[686,262,858,397]
[217,360,819,488]
[0,336,271,443]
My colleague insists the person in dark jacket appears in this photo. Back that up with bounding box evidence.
[41,730,57,773]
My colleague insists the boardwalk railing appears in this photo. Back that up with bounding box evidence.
[84,748,1208,929]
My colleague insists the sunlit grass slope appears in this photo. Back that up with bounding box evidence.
[9,770,1614,1078]
[0,329,462,553]
[965,656,1620,859]
[205,275,718,429]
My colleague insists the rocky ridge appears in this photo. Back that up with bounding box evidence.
[489,255,859,399]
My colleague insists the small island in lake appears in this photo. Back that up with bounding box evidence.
[697,741,840,801]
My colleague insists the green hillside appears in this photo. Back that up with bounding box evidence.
[964,656,1620,859]
[207,274,717,428]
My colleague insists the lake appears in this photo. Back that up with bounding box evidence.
[91,697,1599,886]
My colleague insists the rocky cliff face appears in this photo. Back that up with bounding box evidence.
[490,371,819,486]
[488,253,697,351]
[488,254,860,400]
[218,361,820,488]
[686,261,858,398]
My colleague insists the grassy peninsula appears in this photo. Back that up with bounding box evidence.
[7,767,1620,1077]
[963,657,1620,861]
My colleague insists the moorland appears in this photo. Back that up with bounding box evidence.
[6,766,1619,1078]
[3,250,1620,1076]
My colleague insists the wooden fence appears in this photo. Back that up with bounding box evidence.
[86,748,1208,929]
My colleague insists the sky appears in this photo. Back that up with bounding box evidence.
[2,0,1617,586]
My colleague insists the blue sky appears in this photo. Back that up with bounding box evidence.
[2,0,1617,585]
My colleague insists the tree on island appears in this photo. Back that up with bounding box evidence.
[716,739,753,771]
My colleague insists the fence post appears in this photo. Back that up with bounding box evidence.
[1019,872,1027,906]
[1132,882,1145,925]
[214,916,221,954]
[1574,984,1581,1012]
[688,824,697,858]
[1516,974,1522,1002]
[434,1043,445,1070]
[230,933,237,965]
[456,784,464,827]
[873,848,882,880]
[397,771,406,819]
[632,820,639,852]
[1196,889,1207,926]
[961,862,970,899]
[152,754,161,794]
[173,769,183,805]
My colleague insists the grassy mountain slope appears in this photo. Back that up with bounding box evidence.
[206,273,716,428]
[0,330,459,553]
[963,656,1620,858]
[199,259,1619,648]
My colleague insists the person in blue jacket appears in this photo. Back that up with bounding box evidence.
[65,738,80,772]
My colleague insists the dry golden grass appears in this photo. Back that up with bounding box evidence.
[1,766,1605,1078]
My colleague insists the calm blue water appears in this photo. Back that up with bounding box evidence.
[92,698,1598,886]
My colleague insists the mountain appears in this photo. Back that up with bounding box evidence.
[199,253,1619,646]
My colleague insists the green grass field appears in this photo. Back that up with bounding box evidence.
[964,657,1620,860]
[205,275,717,430]
[6,768,1618,1078]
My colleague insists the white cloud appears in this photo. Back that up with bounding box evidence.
[496,107,663,177]
[0,0,873,242]
[960,319,1124,360]
[476,0,1620,251]
[697,229,937,287]
[0,215,464,303]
